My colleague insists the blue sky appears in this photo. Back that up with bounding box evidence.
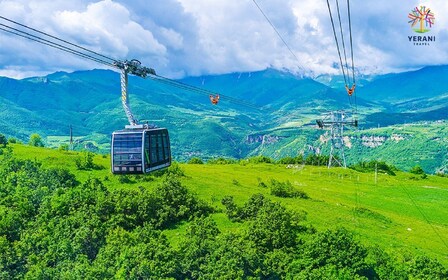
[0,0,447,78]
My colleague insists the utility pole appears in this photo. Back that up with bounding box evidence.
[316,111,358,168]
[69,125,73,150]
[375,162,378,184]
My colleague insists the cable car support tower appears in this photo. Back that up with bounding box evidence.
[316,111,357,168]
[316,0,358,168]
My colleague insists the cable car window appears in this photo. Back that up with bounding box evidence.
[157,134,163,162]
[144,133,150,169]
[112,133,142,167]
[150,134,158,164]
[163,132,170,162]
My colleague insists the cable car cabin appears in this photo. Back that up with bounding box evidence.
[111,127,171,174]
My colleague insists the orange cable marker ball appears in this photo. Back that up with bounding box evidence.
[345,84,356,96]
[209,94,220,105]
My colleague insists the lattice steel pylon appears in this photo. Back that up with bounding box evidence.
[316,111,357,168]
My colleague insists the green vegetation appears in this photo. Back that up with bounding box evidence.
[350,160,397,176]
[188,157,204,164]
[269,179,309,199]
[0,143,447,278]
[0,133,7,147]
[2,68,448,173]
[28,133,44,147]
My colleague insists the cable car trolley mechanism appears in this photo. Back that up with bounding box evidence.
[111,59,171,174]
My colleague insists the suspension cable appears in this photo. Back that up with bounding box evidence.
[0,15,266,112]
[0,16,117,63]
[252,0,307,76]
[335,0,350,84]
[0,24,115,68]
[347,0,356,85]
[326,0,347,86]
[326,0,358,119]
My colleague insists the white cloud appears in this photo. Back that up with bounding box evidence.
[0,0,447,79]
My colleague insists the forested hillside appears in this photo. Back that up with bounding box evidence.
[0,67,447,172]
[1,142,447,279]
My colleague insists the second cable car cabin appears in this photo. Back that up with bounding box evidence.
[111,125,171,174]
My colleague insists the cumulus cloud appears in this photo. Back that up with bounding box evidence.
[0,0,447,79]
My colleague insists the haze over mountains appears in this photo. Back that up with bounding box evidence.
[0,66,447,172]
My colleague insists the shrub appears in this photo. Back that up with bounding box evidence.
[166,162,185,177]
[58,144,69,151]
[207,157,237,164]
[410,165,425,175]
[350,160,397,176]
[188,157,204,164]
[293,228,369,276]
[305,154,329,166]
[0,134,7,147]
[74,152,97,170]
[247,155,273,164]
[409,165,427,179]
[408,255,448,279]
[277,155,304,164]
[270,179,309,199]
[29,133,44,147]
[118,174,134,184]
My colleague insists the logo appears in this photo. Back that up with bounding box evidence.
[408,6,435,33]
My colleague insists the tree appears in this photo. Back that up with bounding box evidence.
[29,134,44,147]
[0,134,7,147]
[410,165,425,175]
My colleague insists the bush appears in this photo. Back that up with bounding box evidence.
[207,157,237,164]
[118,174,134,184]
[188,157,204,164]
[8,138,17,144]
[166,162,185,177]
[28,133,44,147]
[291,228,369,276]
[58,144,69,151]
[247,155,273,164]
[350,160,397,176]
[408,255,448,279]
[74,152,96,170]
[277,155,304,164]
[0,134,7,147]
[305,154,329,166]
[270,179,309,199]
[410,165,425,175]
[410,165,427,179]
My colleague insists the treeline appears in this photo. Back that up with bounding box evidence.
[189,154,331,166]
[190,155,435,177]
[0,148,447,278]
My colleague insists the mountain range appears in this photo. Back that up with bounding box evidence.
[0,66,447,173]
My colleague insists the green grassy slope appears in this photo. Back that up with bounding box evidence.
[8,143,448,266]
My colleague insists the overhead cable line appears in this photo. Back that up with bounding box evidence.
[0,15,116,63]
[399,185,448,251]
[335,0,350,85]
[150,75,263,111]
[326,0,347,85]
[251,0,308,76]
[0,24,115,68]
[325,0,357,118]
[0,15,264,111]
